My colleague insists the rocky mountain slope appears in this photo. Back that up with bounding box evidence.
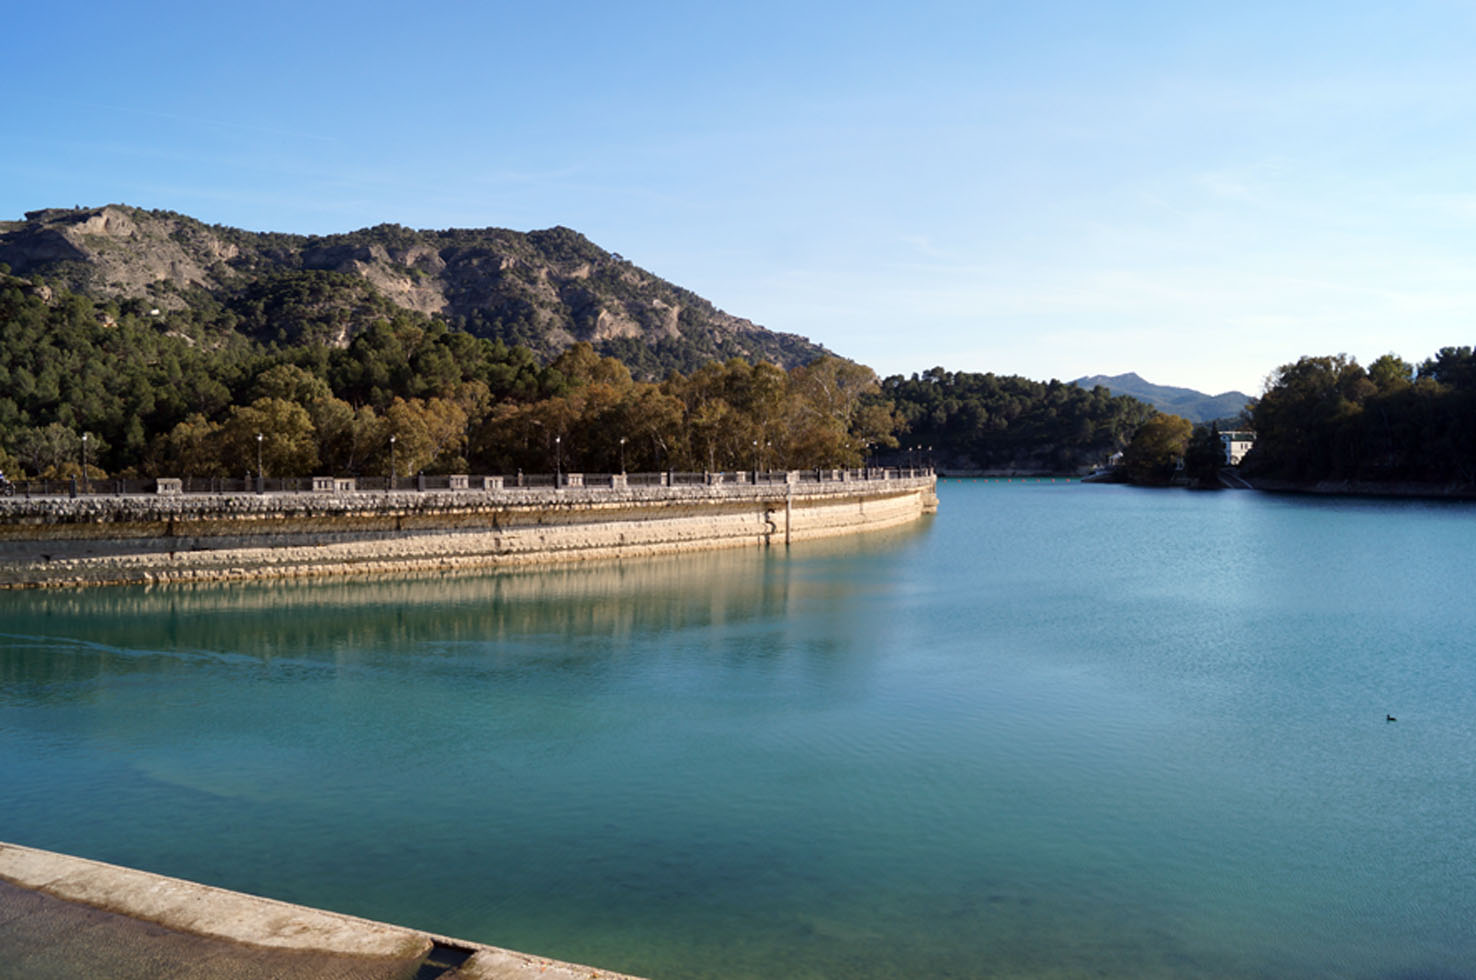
[1071,372,1252,423]
[0,205,829,375]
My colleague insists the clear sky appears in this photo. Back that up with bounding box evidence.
[6,0,1474,396]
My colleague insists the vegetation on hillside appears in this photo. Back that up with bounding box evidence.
[0,206,832,379]
[883,368,1156,473]
[0,271,892,480]
[1242,349,1476,485]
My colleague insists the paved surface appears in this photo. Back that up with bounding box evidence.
[0,880,424,980]
[0,841,646,980]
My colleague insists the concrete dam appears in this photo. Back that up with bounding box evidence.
[0,469,939,588]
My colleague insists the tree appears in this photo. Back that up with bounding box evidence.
[253,363,333,405]
[1367,354,1414,394]
[785,357,887,467]
[219,398,319,478]
[610,384,684,471]
[156,413,226,479]
[1183,422,1225,488]
[1121,414,1192,485]
[1248,355,1370,480]
[13,423,81,478]
[385,397,469,474]
[1418,346,1476,390]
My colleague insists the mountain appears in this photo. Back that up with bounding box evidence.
[0,205,830,377]
[1071,372,1253,423]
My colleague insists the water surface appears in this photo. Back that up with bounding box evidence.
[3,481,1474,978]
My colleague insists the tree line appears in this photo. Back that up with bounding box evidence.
[1104,347,1476,489]
[1242,348,1476,485]
[881,368,1156,473]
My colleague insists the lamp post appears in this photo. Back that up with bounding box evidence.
[255,432,263,494]
[752,439,758,474]
[555,435,562,487]
[80,433,89,494]
[389,435,397,490]
[619,436,627,475]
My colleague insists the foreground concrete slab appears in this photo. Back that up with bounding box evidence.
[0,880,425,980]
[0,842,644,980]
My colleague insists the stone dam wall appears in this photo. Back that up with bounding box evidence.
[0,473,939,588]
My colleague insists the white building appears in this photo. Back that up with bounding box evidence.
[1219,430,1254,465]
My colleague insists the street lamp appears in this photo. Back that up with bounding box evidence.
[752,439,758,473]
[619,436,627,475]
[555,435,562,486]
[389,435,397,490]
[256,432,263,494]
[80,433,89,494]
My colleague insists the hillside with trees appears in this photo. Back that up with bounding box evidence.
[0,269,892,481]
[0,205,830,378]
[882,368,1155,473]
[1242,349,1476,486]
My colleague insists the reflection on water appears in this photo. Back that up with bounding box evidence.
[2,556,787,678]
[3,488,1474,979]
[2,518,931,661]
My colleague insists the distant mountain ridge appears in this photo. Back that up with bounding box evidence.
[0,204,830,377]
[1071,372,1252,423]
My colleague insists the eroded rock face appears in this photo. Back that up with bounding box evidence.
[0,205,833,371]
[1,206,227,310]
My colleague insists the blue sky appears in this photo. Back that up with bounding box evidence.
[7,0,1475,396]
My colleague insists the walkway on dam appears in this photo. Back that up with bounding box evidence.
[0,842,643,980]
[0,879,425,980]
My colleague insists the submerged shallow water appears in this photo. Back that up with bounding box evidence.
[3,480,1474,978]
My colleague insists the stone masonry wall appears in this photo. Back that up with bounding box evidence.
[0,476,938,588]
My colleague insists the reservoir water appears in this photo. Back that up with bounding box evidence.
[3,480,1474,978]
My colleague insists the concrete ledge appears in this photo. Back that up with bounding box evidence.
[0,842,429,959]
[0,841,645,979]
[454,946,638,978]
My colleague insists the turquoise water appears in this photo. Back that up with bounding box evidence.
[3,480,1475,978]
